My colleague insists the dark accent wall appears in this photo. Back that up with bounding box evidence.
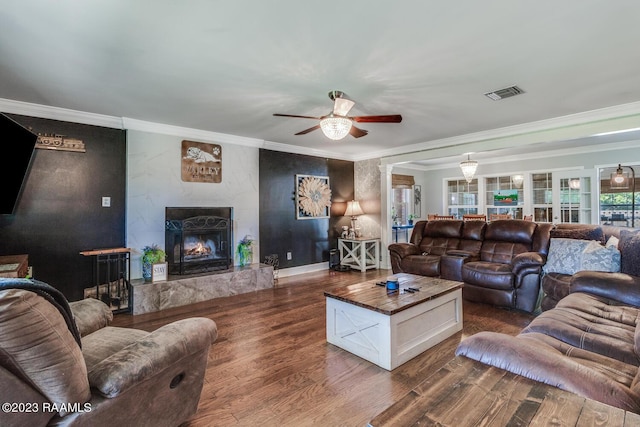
[0,114,126,301]
[259,149,354,269]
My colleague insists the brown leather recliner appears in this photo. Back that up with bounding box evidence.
[461,220,553,312]
[0,279,217,427]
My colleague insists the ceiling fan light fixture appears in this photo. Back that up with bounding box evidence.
[320,115,352,140]
[459,155,478,183]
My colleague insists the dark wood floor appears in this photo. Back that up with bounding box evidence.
[111,269,535,426]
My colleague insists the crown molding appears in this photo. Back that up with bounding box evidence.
[261,140,355,161]
[0,98,123,129]
[122,117,263,147]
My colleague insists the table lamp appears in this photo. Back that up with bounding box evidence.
[344,200,364,237]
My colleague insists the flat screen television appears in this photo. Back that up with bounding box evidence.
[0,113,38,214]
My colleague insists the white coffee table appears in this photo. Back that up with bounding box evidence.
[325,273,463,370]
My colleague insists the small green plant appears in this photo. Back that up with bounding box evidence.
[391,206,398,223]
[237,235,254,266]
[142,244,166,265]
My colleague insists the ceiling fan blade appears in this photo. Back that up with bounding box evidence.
[333,98,355,116]
[350,126,368,138]
[295,125,321,135]
[273,113,322,120]
[351,114,403,123]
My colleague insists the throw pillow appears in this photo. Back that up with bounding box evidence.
[606,236,620,248]
[581,240,621,273]
[619,229,640,276]
[550,225,605,244]
[543,238,591,275]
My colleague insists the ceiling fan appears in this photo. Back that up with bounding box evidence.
[273,90,402,140]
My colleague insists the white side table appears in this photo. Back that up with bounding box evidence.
[337,238,380,272]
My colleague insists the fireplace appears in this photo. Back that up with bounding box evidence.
[165,207,233,275]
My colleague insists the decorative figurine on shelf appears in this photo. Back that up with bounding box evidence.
[341,225,349,239]
[348,228,356,239]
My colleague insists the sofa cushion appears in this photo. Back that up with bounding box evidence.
[543,238,592,275]
[607,235,620,248]
[81,326,149,368]
[419,220,463,256]
[522,293,640,366]
[462,261,514,290]
[399,254,440,276]
[543,238,620,275]
[69,297,114,337]
[581,240,621,273]
[550,224,605,244]
[0,289,91,416]
[485,220,537,244]
[522,332,638,388]
[620,229,640,276]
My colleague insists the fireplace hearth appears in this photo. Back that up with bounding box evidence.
[165,207,233,275]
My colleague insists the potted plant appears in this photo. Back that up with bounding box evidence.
[408,214,416,225]
[391,206,400,226]
[141,244,166,281]
[237,235,253,267]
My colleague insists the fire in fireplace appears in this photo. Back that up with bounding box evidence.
[165,207,233,275]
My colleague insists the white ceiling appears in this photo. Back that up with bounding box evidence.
[2,1,640,163]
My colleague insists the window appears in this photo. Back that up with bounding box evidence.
[599,165,639,228]
[485,175,523,219]
[392,187,412,224]
[532,172,553,222]
[447,179,478,218]
[392,174,415,225]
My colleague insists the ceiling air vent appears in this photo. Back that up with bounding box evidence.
[484,85,525,101]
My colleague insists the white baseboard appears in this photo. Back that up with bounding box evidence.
[276,262,329,278]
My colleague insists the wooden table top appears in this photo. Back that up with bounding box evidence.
[324,273,462,316]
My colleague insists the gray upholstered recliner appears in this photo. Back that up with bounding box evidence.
[0,278,217,427]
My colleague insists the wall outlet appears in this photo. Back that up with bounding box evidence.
[286,251,292,260]
[102,196,111,207]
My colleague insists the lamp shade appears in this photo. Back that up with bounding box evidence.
[459,155,478,183]
[344,200,364,217]
[611,164,630,189]
[320,115,352,140]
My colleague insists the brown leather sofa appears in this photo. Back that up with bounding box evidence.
[0,278,218,427]
[388,219,553,313]
[456,228,640,413]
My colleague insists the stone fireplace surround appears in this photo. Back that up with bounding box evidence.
[131,263,274,315]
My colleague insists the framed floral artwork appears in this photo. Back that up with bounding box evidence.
[296,174,331,219]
